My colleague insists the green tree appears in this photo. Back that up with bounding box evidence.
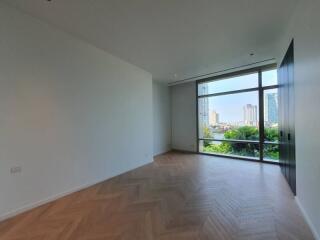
[204,142,231,154]
[203,126,279,160]
[224,126,259,141]
[264,127,279,142]
[203,126,212,147]
[264,127,279,160]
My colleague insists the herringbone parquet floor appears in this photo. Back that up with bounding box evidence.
[0,152,314,240]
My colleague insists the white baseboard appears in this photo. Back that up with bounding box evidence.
[295,196,320,240]
[0,160,152,222]
[171,148,197,154]
[153,149,171,157]
[0,177,105,222]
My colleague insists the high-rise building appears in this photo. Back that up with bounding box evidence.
[209,110,219,126]
[199,85,209,128]
[265,93,278,124]
[243,104,258,126]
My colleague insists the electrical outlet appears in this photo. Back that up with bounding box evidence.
[10,166,21,174]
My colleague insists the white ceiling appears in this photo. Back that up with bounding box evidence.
[3,0,298,83]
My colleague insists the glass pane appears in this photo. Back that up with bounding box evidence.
[263,144,279,162]
[198,91,259,141]
[199,140,260,159]
[264,89,279,142]
[262,69,278,86]
[198,72,258,96]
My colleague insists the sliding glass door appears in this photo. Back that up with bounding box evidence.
[197,66,279,163]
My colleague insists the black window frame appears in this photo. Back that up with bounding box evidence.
[196,64,279,164]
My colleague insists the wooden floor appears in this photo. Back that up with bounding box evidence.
[0,152,314,240]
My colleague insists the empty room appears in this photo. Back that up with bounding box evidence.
[0,0,319,239]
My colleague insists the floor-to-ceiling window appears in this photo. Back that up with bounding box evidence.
[197,65,279,163]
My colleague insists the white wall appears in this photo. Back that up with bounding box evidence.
[277,0,320,238]
[171,82,197,152]
[153,81,171,156]
[0,3,153,219]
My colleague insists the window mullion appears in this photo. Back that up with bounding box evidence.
[258,70,264,161]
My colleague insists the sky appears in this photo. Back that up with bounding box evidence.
[199,70,277,123]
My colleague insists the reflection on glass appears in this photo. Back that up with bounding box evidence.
[263,144,279,162]
[264,89,279,142]
[199,140,259,159]
[198,91,259,140]
[198,73,258,96]
[262,69,278,86]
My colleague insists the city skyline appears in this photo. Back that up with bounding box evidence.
[209,111,219,126]
[206,103,258,127]
[202,95,278,127]
[199,90,259,126]
[199,85,209,127]
[199,73,278,130]
[265,92,278,125]
[243,104,258,126]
